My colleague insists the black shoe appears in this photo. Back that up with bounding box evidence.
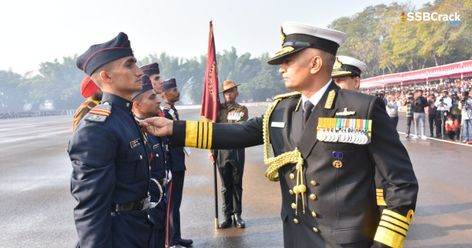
[219,216,233,228]
[177,238,193,247]
[233,214,246,228]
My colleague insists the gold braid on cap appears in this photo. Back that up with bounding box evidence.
[263,95,307,215]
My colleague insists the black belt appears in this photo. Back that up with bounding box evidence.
[112,198,146,212]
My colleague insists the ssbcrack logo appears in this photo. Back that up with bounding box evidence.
[402,11,463,25]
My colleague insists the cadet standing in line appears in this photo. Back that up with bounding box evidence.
[141,63,164,94]
[72,76,102,131]
[69,32,153,247]
[141,62,173,247]
[331,56,389,213]
[132,75,168,248]
[161,78,193,248]
[209,80,249,229]
[143,22,418,248]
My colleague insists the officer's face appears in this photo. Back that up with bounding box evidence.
[107,56,143,94]
[278,49,318,91]
[333,76,360,90]
[149,74,163,94]
[138,90,162,117]
[223,88,238,103]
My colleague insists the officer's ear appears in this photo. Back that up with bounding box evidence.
[309,55,322,75]
[354,76,361,89]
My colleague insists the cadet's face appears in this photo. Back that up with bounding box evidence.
[333,76,360,90]
[223,88,238,103]
[165,88,180,102]
[149,74,163,93]
[108,56,143,94]
[278,50,314,91]
[139,90,162,116]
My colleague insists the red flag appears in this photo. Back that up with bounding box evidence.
[200,21,220,122]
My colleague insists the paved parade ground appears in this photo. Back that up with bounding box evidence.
[1,105,472,247]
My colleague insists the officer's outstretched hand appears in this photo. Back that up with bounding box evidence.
[208,152,215,164]
[141,117,173,136]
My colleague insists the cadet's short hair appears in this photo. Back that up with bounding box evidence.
[90,63,113,87]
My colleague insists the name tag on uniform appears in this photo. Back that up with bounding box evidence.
[129,139,142,149]
[271,121,285,128]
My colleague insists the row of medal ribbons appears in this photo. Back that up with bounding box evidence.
[316,117,372,145]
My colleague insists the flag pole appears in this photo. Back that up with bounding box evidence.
[200,20,221,231]
[210,21,219,231]
[213,159,219,230]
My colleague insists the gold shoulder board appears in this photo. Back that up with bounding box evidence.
[274,91,301,100]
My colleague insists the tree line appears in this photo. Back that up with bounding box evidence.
[1,0,470,112]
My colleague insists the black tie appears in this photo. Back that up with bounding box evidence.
[304,101,314,123]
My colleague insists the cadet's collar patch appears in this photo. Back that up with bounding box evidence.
[324,90,336,109]
[84,103,112,122]
[168,109,176,118]
[129,138,142,149]
[336,108,356,116]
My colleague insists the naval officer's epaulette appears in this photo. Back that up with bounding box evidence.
[273,91,301,100]
[84,102,112,123]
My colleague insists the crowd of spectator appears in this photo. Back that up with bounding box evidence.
[362,78,472,144]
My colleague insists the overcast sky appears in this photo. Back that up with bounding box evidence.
[1,0,430,74]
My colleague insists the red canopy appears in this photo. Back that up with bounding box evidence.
[360,60,472,89]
